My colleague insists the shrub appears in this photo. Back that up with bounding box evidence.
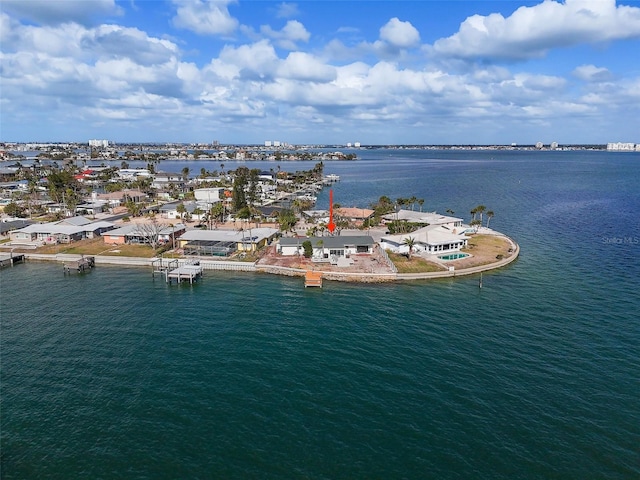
[302,240,313,258]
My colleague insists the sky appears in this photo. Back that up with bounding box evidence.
[1,0,639,145]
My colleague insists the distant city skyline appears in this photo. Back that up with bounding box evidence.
[1,0,639,145]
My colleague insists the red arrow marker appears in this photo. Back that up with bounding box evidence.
[327,189,336,233]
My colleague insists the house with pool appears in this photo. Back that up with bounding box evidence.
[379,224,470,256]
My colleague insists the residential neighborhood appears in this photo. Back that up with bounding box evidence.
[1,143,510,276]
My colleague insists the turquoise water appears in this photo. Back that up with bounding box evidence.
[2,150,640,479]
[438,252,469,261]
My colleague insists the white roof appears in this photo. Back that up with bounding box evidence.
[382,224,469,246]
[17,223,85,235]
[57,215,92,226]
[382,209,462,225]
[14,220,115,235]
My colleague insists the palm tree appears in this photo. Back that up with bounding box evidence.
[176,202,186,220]
[418,198,424,212]
[403,236,416,259]
[486,210,494,229]
[470,207,477,221]
[476,205,486,224]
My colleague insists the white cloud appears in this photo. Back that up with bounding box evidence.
[260,20,310,50]
[0,0,122,26]
[379,18,420,49]
[320,18,421,63]
[1,20,180,66]
[172,0,239,36]
[432,0,640,62]
[275,2,300,19]
[573,64,613,82]
[278,52,336,82]
[2,1,638,143]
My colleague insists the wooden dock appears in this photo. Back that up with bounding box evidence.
[304,270,323,288]
[63,256,95,274]
[0,253,25,268]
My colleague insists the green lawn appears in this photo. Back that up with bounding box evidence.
[387,252,446,273]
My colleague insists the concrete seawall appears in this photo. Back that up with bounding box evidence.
[24,238,519,283]
[397,238,520,281]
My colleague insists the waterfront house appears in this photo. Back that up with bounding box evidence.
[9,218,117,244]
[0,219,33,238]
[380,225,470,255]
[382,210,464,230]
[102,222,186,246]
[278,235,374,261]
[178,227,279,256]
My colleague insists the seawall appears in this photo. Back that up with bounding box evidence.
[23,237,519,283]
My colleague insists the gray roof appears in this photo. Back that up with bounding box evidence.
[179,227,279,243]
[106,222,186,236]
[58,215,93,226]
[0,219,33,234]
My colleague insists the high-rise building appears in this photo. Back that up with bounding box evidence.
[88,139,109,148]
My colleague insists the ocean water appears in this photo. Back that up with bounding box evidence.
[2,150,639,479]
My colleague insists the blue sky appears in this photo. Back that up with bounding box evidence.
[1,0,639,145]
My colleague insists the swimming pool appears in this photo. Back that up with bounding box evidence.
[438,252,469,261]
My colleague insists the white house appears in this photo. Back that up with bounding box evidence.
[117,168,151,180]
[382,210,464,230]
[380,225,470,255]
[194,188,225,204]
[278,236,374,261]
[10,217,116,244]
[159,201,208,221]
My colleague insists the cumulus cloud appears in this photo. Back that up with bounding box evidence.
[213,40,279,80]
[379,18,420,49]
[1,20,180,66]
[172,0,239,36]
[260,20,310,50]
[320,17,421,63]
[275,2,300,19]
[432,0,640,62]
[278,52,336,82]
[2,1,638,143]
[573,64,613,82]
[0,0,122,26]
[82,25,180,66]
